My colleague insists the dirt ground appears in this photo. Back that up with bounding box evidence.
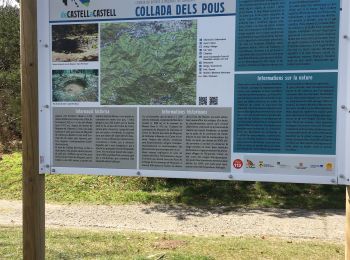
[0,200,345,241]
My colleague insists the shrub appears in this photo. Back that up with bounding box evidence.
[0,6,21,152]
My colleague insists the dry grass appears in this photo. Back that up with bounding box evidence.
[0,226,344,259]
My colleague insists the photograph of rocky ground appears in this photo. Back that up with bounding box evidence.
[52,24,98,62]
[100,20,197,105]
[52,69,99,102]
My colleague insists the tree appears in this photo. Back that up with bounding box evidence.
[0,5,20,152]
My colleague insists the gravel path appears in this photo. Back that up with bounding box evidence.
[0,200,345,241]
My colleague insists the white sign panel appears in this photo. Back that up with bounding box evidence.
[38,0,350,184]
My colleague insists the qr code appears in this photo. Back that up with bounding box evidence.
[209,96,218,105]
[199,96,207,105]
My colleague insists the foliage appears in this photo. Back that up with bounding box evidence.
[0,226,344,259]
[52,69,99,102]
[0,6,20,152]
[0,153,345,209]
[100,21,197,105]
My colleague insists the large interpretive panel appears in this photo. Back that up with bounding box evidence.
[38,0,350,184]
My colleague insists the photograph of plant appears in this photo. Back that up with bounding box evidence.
[52,24,98,62]
[52,69,99,102]
[100,20,197,105]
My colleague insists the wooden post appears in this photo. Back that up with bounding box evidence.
[347,187,350,260]
[21,0,45,259]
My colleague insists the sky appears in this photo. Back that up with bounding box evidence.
[0,0,19,8]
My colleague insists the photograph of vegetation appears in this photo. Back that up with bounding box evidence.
[100,20,197,105]
[52,69,99,102]
[52,24,98,62]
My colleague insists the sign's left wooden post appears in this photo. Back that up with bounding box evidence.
[21,0,45,259]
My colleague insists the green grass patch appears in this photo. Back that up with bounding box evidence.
[0,152,345,209]
[0,226,344,259]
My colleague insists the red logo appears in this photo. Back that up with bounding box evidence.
[233,159,243,169]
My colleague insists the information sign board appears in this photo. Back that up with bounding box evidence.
[38,0,350,184]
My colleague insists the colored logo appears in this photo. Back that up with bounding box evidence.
[310,164,323,169]
[295,163,307,170]
[277,162,290,168]
[325,163,334,171]
[258,161,275,168]
[246,160,255,169]
[233,159,243,169]
[79,0,90,7]
[258,161,264,168]
[63,0,90,8]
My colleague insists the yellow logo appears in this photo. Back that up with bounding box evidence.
[325,163,333,171]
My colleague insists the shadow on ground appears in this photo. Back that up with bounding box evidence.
[141,203,344,220]
[135,178,345,211]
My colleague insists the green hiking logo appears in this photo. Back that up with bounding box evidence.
[62,0,90,8]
